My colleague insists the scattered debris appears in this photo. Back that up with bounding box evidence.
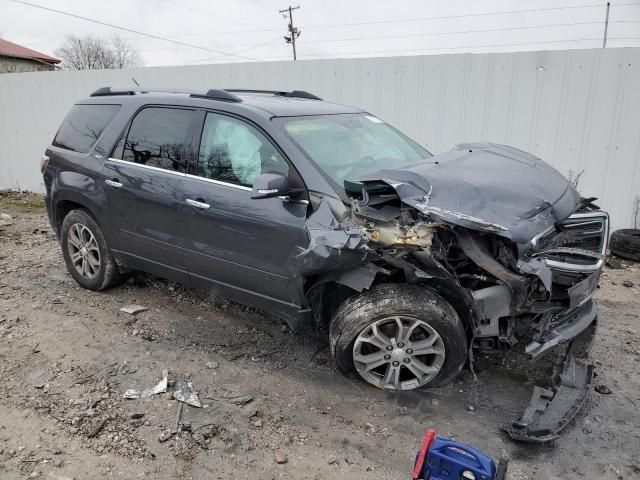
[87,418,108,438]
[0,212,12,228]
[123,369,168,399]
[622,280,634,288]
[174,380,202,408]
[119,305,148,315]
[123,389,141,400]
[158,429,175,443]
[595,384,612,395]
[251,418,263,428]
[205,387,253,406]
[606,257,623,269]
[275,451,288,464]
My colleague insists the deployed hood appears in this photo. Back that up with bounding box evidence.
[352,143,582,243]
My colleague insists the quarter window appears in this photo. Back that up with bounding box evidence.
[197,113,288,187]
[53,104,120,153]
[121,107,194,172]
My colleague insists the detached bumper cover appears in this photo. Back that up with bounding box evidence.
[525,298,598,360]
[506,353,593,443]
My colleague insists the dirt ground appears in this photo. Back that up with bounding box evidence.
[0,191,639,480]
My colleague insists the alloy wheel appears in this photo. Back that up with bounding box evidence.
[352,316,446,390]
[67,223,101,280]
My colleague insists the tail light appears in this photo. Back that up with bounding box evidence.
[40,154,50,175]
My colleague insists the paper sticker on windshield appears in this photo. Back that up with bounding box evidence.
[365,115,384,124]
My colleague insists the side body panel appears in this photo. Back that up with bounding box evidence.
[103,158,188,283]
[179,175,308,306]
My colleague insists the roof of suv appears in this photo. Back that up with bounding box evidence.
[84,87,364,117]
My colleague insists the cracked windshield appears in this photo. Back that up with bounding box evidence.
[280,113,431,188]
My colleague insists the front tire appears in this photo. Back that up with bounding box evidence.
[60,209,121,291]
[329,284,467,390]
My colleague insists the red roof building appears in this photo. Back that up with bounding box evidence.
[0,38,61,74]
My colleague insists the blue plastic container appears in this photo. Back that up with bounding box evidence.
[413,429,505,480]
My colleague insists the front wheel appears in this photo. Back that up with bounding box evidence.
[329,284,467,391]
[60,209,122,291]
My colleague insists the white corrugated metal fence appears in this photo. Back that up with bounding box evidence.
[0,47,638,231]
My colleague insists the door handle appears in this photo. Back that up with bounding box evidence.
[105,179,123,188]
[185,198,210,209]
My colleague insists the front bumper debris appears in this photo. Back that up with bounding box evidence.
[525,299,597,360]
[505,351,593,443]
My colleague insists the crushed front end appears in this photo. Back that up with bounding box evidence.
[308,143,609,442]
[465,210,608,359]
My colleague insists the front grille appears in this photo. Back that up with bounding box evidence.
[532,211,609,270]
[533,213,608,255]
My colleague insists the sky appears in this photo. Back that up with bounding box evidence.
[1,0,639,67]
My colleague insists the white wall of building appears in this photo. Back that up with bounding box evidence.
[1,47,638,231]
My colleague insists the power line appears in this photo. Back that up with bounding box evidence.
[298,21,616,45]
[90,1,640,41]
[8,0,258,62]
[155,36,612,66]
[301,2,640,29]
[158,0,259,29]
[183,36,284,65]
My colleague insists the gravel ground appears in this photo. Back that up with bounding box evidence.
[0,191,639,480]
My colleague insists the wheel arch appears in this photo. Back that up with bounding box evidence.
[52,192,102,237]
[306,267,476,341]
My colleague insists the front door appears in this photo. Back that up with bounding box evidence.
[103,106,197,282]
[179,111,308,307]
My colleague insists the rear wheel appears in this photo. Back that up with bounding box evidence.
[60,209,122,291]
[329,284,467,390]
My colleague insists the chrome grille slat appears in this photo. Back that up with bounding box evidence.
[531,211,609,272]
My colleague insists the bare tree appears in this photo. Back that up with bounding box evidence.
[55,35,143,70]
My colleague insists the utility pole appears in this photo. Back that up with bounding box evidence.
[280,5,301,60]
[603,2,611,48]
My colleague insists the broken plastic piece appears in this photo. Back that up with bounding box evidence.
[505,353,593,443]
[174,380,202,408]
[120,304,148,315]
[141,369,168,397]
[123,369,168,399]
[123,389,141,400]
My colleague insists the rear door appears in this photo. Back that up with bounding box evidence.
[103,106,197,282]
[179,110,308,306]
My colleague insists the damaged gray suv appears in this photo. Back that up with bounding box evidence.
[43,87,608,398]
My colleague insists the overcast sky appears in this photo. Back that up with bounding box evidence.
[1,0,639,67]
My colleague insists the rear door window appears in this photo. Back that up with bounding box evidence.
[53,104,120,153]
[118,107,194,172]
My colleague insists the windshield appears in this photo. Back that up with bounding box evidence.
[277,113,431,191]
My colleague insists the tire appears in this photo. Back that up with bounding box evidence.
[60,209,122,291]
[329,284,467,391]
[609,229,640,262]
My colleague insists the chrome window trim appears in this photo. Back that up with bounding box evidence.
[183,173,252,192]
[107,157,186,177]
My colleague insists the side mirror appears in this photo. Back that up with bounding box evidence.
[251,172,291,199]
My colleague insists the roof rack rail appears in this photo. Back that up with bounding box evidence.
[224,89,322,101]
[89,86,242,103]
